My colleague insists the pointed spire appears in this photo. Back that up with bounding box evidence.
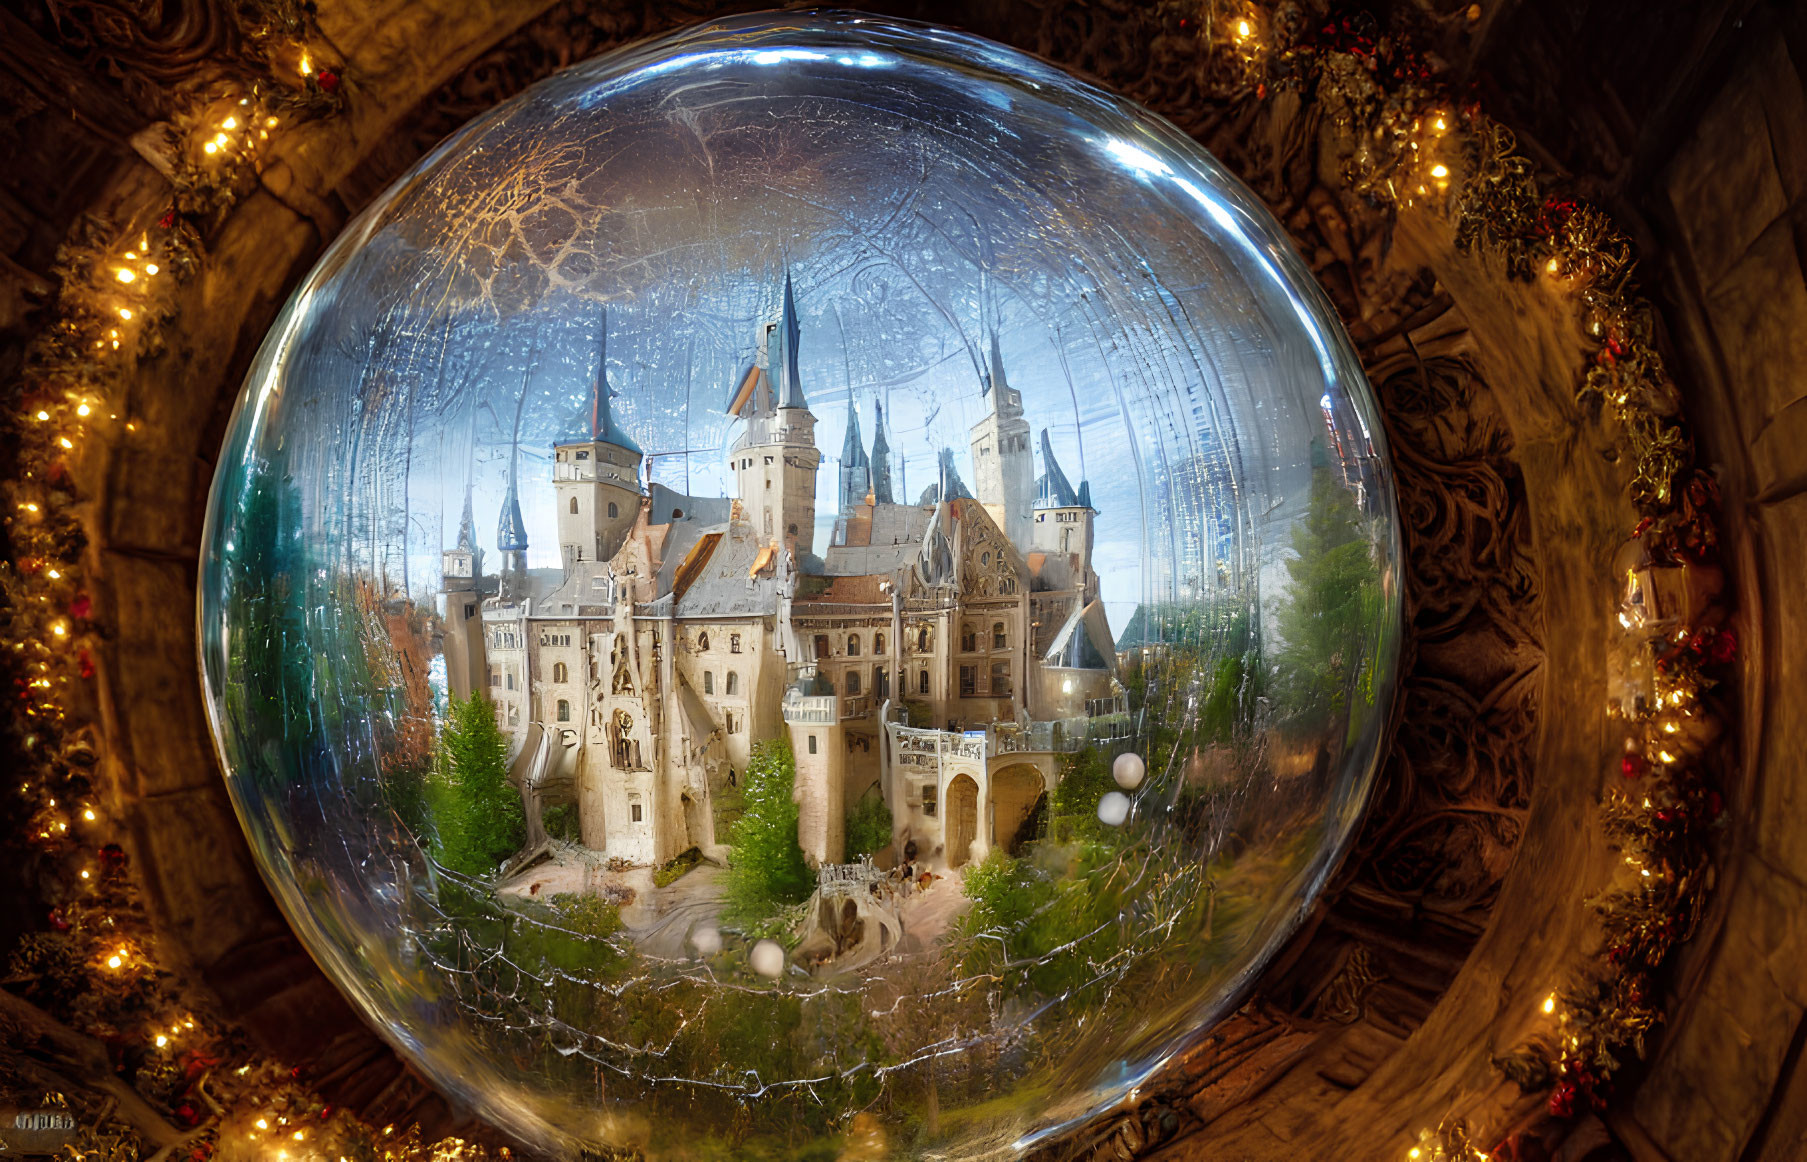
[840,398,869,468]
[497,453,529,553]
[571,307,642,454]
[774,270,809,410]
[870,399,894,504]
[988,331,1009,402]
[456,482,477,553]
[1035,428,1081,509]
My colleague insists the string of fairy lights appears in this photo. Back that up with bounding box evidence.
[0,5,1729,1161]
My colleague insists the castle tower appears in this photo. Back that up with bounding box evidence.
[554,308,644,572]
[838,398,871,515]
[497,451,530,603]
[870,399,894,504]
[728,272,821,556]
[969,332,1034,551]
[1032,427,1096,567]
[441,485,486,701]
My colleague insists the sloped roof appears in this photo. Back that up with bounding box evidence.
[1043,599,1117,672]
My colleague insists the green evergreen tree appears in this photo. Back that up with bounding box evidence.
[1272,463,1380,732]
[726,737,813,920]
[428,693,525,876]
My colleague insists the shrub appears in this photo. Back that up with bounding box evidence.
[654,846,703,888]
[843,790,894,860]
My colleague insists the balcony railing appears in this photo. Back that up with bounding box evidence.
[840,694,872,720]
[782,693,837,726]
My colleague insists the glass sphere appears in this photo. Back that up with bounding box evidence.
[200,12,1401,1158]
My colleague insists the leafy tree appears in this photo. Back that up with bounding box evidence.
[1049,746,1118,845]
[843,788,894,860]
[427,692,524,876]
[726,737,813,922]
[1272,463,1380,732]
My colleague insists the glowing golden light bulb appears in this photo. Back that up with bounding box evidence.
[80,869,89,879]
[51,622,67,637]
[1542,993,1556,1014]
[256,1119,269,1131]
[155,1034,168,1047]
[299,54,313,76]
[267,117,280,128]
[106,954,123,969]
[116,268,136,283]
[204,142,219,155]
[1546,257,1561,274]
[1430,163,1449,179]
[35,411,48,421]
[58,437,72,449]
[118,307,133,320]
[76,403,91,417]
[144,263,159,275]
[1236,18,1252,39]
[1434,116,1447,131]
[46,569,59,579]
[222,116,239,130]
[83,807,95,820]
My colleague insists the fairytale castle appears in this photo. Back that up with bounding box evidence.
[440,275,1128,873]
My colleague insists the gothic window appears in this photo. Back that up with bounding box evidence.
[607,501,619,518]
[552,662,568,683]
[993,622,1007,649]
[918,669,930,695]
[961,623,977,652]
[730,634,742,654]
[981,551,991,567]
[917,626,931,652]
[1000,576,1017,595]
[726,671,739,696]
[698,631,709,651]
[704,671,714,694]
[990,661,1012,696]
[556,699,571,722]
[569,496,579,514]
[874,632,886,654]
[847,634,861,656]
[847,670,861,696]
[959,665,976,696]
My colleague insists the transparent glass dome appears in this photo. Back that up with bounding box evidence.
[199,12,1401,1159]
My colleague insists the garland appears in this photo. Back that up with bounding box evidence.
[1,4,1730,1161]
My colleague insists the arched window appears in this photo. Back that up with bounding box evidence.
[874,632,886,655]
[703,671,714,694]
[846,670,861,695]
[607,501,619,518]
[552,662,568,683]
[918,669,930,694]
[917,626,930,652]
[847,634,861,656]
[569,496,579,514]
[556,699,571,722]
[788,522,799,535]
[725,671,739,696]
[697,631,710,651]
[992,622,1007,649]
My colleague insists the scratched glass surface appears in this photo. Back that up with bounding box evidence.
[199,12,1401,1159]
